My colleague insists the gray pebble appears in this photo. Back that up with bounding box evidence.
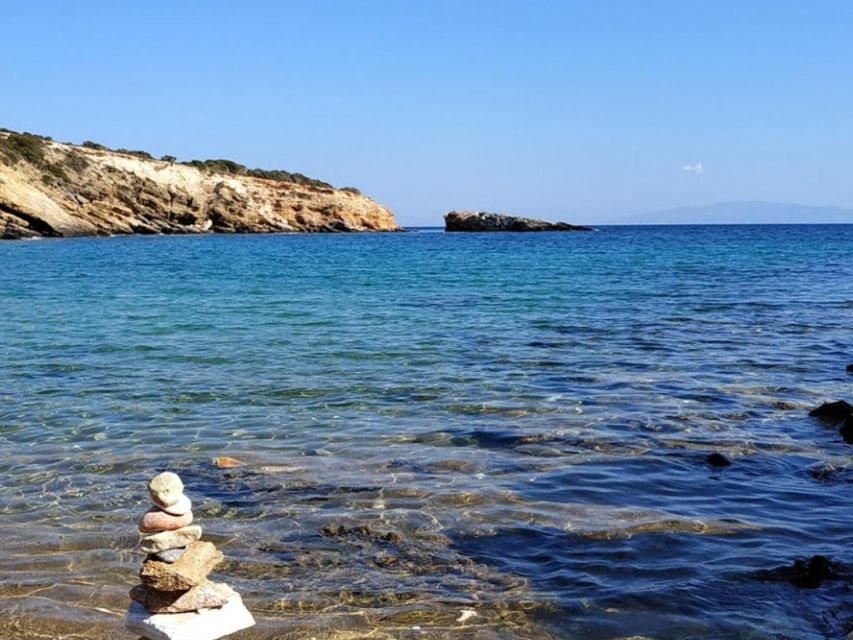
[148,546,187,563]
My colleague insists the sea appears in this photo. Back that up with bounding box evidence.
[0,224,851,640]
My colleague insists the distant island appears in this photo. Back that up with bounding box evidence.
[444,210,592,232]
[0,128,399,239]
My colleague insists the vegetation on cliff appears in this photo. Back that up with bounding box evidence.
[0,130,90,187]
[0,127,398,239]
[0,127,336,190]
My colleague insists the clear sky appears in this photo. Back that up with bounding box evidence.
[2,1,852,226]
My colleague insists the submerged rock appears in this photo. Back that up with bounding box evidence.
[212,456,245,469]
[809,400,853,424]
[444,210,592,232]
[706,452,732,468]
[840,416,853,444]
[373,552,398,567]
[321,521,403,543]
[753,555,839,589]
[772,400,801,411]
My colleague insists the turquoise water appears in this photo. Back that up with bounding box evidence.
[0,225,852,639]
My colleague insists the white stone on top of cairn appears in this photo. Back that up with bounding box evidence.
[147,471,184,508]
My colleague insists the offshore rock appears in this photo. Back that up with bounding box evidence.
[126,593,255,640]
[444,210,592,232]
[139,525,203,554]
[0,132,399,239]
[130,580,236,613]
[140,541,223,591]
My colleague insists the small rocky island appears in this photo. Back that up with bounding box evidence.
[126,472,255,640]
[444,210,592,232]
[0,128,399,239]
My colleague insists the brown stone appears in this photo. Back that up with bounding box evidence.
[138,507,193,533]
[139,525,202,553]
[140,541,223,591]
[130,580,235,613]
[213,456,245,468]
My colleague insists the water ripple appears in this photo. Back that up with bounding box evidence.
[0,225,852,639]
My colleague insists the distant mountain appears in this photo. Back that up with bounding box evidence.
[617,201,853,225]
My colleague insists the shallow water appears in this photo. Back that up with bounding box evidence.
[0,225,852,639]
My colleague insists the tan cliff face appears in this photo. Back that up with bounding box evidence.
[0,133,399,239]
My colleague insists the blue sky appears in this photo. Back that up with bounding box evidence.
[2,1,852,226]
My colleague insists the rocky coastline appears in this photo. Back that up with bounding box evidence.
[444,210,592,232]
[0,130,399,239]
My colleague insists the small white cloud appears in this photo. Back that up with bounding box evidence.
[680,162,704,175]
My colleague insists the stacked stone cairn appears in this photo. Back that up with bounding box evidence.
[125,472,255,640]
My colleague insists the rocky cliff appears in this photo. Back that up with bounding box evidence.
[444,210,592,232]
[0,131,399,239]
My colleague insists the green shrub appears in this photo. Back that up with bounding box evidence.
[116,148,154,160]
[43,162,69,182]
[0,132,46,165]
[21,131,52,141]
[1,128,355,194]
[246,167,333,189]
[177,159,334,189]
[182,158,247,175]
[63,151,89,173]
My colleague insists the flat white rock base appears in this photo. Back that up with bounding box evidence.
[126,593,255,640]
